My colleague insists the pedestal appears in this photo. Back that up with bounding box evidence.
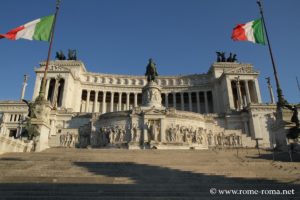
[128,141,142,149]
[272,107,298,150]
[142,81,163,108]
[31,99,52,152]
[31,119,51,152]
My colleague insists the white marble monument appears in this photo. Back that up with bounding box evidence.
[0,57,298,152]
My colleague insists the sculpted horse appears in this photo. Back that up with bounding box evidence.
[68,49,77,60]
[216,51,226,62]
[55,50,66,60]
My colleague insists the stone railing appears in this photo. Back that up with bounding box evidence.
[0,135,33,153]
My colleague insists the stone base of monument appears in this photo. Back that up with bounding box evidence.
[148,141,208,150]
[105,142,128,149]
[141,81,163,108]
[128,141,142,149]
[272,107,300,151]
[29,98,52,152]
[31,118,50,152]
[83,77,246,150]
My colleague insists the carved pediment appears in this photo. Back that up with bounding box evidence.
[226,66,259,74]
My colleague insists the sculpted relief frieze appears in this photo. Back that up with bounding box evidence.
[226,66,259,75]
[0,106,27,112]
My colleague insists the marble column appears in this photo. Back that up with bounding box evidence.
[52,78,61,108]
[173,92,176,108]
[20,75,28,100]
[32,76,42,100]
[44,79,50,101]
[180,92,184,110]
[102,91,107,113]
[165,93,169,108]
[126,93,130,110]
[244,80,251,105]
[267,82,275,104]
[204,91,209,113]
[226,78,235,111]
[118,92,122,111]
[188,92,192,112]
[196,92,200,113]
[85,90,90,112]
[61,78,69,108]
[93,91,98,113]
[110,92,115,112]
[254,79,262,103]
[134,93,138,107]
[235,79,243,110]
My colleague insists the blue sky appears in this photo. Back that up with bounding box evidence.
[0,0,299,103]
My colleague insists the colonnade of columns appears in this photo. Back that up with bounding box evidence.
[80,90,142,113]
[40,77,65,108]
[162,91,212,114]
[231,79,259,110]
[80,90,214,114]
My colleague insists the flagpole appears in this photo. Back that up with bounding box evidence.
[38,0,61,101]
[257,0,286,108]
[296,77,300,94]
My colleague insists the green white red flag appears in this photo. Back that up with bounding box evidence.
[0,15,54,42]
[231,18,266,45]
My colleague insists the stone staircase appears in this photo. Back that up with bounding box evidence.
[48,134,60,147]
[0,148,299,199]
[0,135,33,153]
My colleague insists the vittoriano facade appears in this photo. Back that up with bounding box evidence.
[0,60,279,151]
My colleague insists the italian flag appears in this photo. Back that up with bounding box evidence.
[0,15,54,42]
[231,18,266,45]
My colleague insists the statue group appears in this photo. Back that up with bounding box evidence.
[59,132,78,147]
[86,125,129,147]
[216,52,237,62]
[166,125,206,144]
[55,49,77,60]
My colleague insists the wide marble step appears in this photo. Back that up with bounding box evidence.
[0,149,298,200]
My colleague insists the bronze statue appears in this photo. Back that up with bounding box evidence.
[68,49,77,60]
[55,50,66,60]
[265,77,271,85]
[145,58,158,82]
[22,99,36,119]
[216,51,226,62]
[284,104,299,127]
[216,52,237,62]
[226,53,233,62]
[232,54,237,62]
[21,99,39,140]
[284,104,300,139]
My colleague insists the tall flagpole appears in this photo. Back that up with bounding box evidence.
[296,77,300,94]
[38,0,61,101]
[257,0,286,108]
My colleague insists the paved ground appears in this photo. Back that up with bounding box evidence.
[0,148,299,199]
